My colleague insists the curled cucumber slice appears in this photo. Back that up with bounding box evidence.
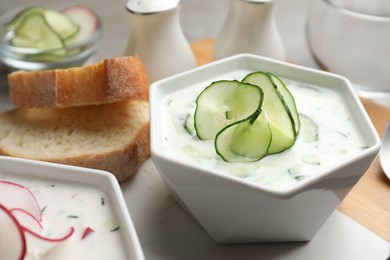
[215,111,271,162]
[194,80,263,140]
[192,71,300,163]
[268,73,300,139]
[243,72,297,154]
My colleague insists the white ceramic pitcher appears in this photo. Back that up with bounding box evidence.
[214,0,285,61]
[125,0,196,83]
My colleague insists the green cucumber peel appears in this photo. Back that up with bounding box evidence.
[268,73,300,139]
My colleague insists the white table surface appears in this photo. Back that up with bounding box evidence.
[1,0,389,259]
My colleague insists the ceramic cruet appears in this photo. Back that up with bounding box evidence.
[214,0,285,61]
[125,0,196,83]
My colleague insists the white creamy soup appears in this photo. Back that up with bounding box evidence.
[0,173,128,260]
[161,71,366,190]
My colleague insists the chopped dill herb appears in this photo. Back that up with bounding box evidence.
[41,205,47,212]
[67,215,79,219]
[110,226,120,232]
[101,197,105,206]
[294,175,305,181]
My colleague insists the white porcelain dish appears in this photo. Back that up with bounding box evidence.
[150,53,381,243]
[0,155,144,259]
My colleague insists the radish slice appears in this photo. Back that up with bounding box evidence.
[1,181,75,258]
[81,227,95,240]
[0,180,42,222]
[0,204,27,260]
[24,226,75,242]
[22,226,75,256]
[62,4,99,44]
[10,208,43,234]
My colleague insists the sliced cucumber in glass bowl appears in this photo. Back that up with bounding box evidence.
[10,13,67,52]
[0,4,101,70]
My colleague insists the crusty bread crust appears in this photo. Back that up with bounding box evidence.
[8,56,149,108]
[0,100,150,182]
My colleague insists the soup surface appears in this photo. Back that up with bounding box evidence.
[0,173,128,260]
[161,70,365,190]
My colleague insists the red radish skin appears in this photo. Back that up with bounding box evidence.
[0,204,27,260]
[10,208,43,234]
[62,4,98,43]
[24,226,75,242]
[0,180,42,221]
[1,181,76,258]
[81,227,95,240]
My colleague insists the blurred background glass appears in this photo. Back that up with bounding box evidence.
[307,0,390,98]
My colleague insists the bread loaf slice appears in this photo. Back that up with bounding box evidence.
[8,56,149,108]
[0,100,150,182]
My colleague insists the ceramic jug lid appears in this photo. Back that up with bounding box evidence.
[126,0,180,14]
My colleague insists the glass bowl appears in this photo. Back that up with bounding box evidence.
[306,0,390,97]
[0,5,102,71]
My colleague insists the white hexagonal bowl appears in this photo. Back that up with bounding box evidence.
[150,54,380,244]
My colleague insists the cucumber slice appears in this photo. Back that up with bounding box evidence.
[11,13,65,50]
[303,154,321,165]
[183,144,211,160]
[268,73,300,138]
[288,165,306,180]
[299,114,318,142]
[5,6,45,31]
[44,9,79,40]
[194,80,263,140]
[185,113,196,135]
[7,7,79,41]
[242,72,295,154]
[215,110,271,162]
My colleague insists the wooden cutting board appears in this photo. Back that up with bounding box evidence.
[191,38,390,242]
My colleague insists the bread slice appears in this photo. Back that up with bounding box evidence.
[8,56,149,108]
[0,100,150,182]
